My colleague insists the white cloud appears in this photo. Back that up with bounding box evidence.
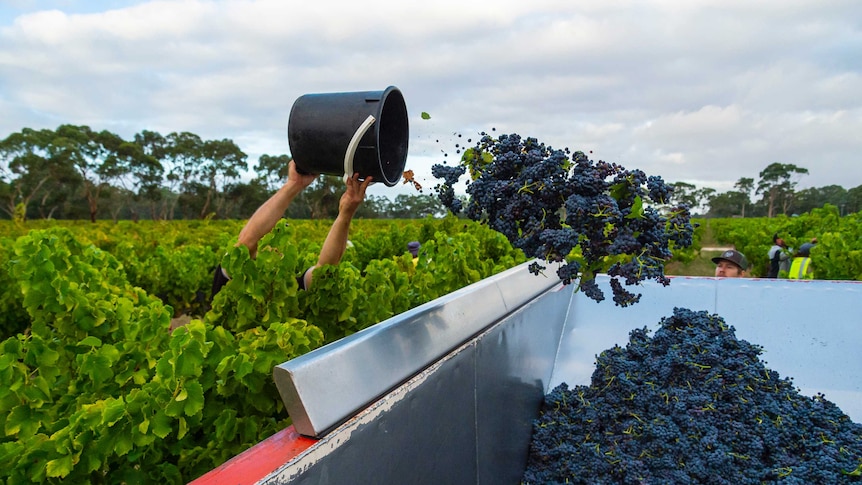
[1,0,861,200]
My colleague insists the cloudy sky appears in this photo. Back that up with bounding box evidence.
[1,0,860,200]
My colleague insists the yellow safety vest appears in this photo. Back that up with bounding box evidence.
[788,257,813,280]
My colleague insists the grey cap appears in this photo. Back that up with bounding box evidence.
[407,241,421,256]
[712,249,748,270]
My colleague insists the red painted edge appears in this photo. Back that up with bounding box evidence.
[188,425,318,485]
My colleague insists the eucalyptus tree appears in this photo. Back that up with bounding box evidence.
[817,185,849,215]
[794,185,848,215]
[388,193,446,219]
[734,177,755,217]
[198,138,247,218]
[0,128,62,220]
[354,194,391,219]
[756,163,809,217]
[254,154,292,191]
[694,188,716,216]
[162,132,205,219]
[51,124,133,222]
[222,179,272,219]
[670,182,698,208]
[846,185,862,214]
[704,191,749,218]
[132,130,169,219]
[249,154,310,218]
[100,137,164,221]
[669,182,715,215]
[304,175,345,219]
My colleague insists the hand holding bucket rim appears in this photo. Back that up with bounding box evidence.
[287,86,409,187]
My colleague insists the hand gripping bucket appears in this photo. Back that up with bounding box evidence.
[287,86,409,187]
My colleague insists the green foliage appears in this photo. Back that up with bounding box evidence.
[0,217,526,482]
[0,236,29,340]
[709,205,862,279]
[0,225,328,482]
[13,203,26,223]
[667,218,704,265]
[1,227,178,483]
[347,219,421,266]
[6,210,860,482]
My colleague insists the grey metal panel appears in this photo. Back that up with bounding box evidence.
[260,279,567,485]
[264,345,479,485]
[551,275,862,422]
[252,269,862,485]
[712,277,862,421]
[273,260,559,437]
[475,284,571,485]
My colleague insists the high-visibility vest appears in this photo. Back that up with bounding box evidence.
[789,257,813,280]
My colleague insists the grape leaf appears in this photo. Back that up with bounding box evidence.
[46,455,74,478]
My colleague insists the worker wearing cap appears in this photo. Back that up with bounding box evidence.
[712,249,748,277]
[407,241,421,266]
[788,240,815,280]
[797,237,817,258]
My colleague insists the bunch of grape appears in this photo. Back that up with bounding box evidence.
[432,133,693,306]
[522,308,862,484]
[431,163,466,214]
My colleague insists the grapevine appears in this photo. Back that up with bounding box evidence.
[0,218,526,482]
[433,133,694,306]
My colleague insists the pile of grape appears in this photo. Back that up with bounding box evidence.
[432,133,693,306]
[522,308,862,483]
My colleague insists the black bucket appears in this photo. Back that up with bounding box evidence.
[287,86,409,187]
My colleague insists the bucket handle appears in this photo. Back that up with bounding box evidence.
[343,114,376,182]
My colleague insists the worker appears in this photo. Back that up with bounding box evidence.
[712,249,748,278]
[788,241,815,280]
[211,160,372,297]
[797,237,817,258]
[766,234,791,278]
[407,241,421,266]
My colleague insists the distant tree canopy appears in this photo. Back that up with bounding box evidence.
[676,162,860,218]
[0,125,445,221]
[3,125,855,221]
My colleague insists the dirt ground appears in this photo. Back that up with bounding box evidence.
[169,314,192,331]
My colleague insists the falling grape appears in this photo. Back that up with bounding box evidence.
[432,133,693,306]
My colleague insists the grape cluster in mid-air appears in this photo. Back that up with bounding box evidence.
[432,133,693,306]
[431,163,466,214]
[522,308,862,484]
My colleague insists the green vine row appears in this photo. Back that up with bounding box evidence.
[0,216,525,483]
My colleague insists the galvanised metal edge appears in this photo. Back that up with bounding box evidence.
[273,259,560,437]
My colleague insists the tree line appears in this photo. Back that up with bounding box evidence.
[670,162,862,218]
[0,125,444,222]
[4,126,856,222]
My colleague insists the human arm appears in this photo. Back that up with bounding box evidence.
[301,172,372,289]
[237,160,317,259]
